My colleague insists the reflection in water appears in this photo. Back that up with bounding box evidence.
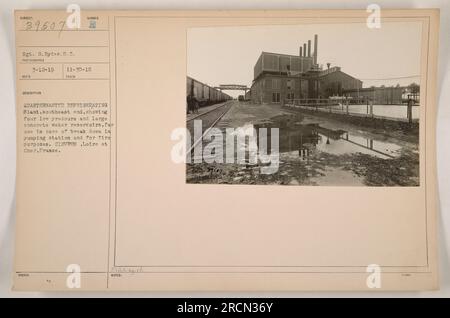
[255,121,401,160]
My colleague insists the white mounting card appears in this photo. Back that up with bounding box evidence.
[13,9,439,291]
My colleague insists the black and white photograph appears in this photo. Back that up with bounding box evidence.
[186,22,421,186]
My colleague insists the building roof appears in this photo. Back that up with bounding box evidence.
[318,68,363,84]
[261,51,300,58]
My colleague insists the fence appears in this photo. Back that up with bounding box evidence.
[284,99,418,123]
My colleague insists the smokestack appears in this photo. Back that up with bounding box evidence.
[308,40,311,57]
[314,34,318,65]
[299,46,302,57]
[303,43,306,57]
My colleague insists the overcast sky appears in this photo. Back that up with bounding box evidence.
[187,22,422,98]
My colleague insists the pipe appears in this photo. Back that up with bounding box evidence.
[299,46,302,57]
[303,43,306,57]
[314,34,318,65]
[308,40,311,57]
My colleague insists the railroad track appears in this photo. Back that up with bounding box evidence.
[186,102,231,122]
[186,101,234,157]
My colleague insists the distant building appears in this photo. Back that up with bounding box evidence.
[343,85,419,105]
[250,34,362,104]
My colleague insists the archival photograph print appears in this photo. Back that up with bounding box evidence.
[186,22,421,186]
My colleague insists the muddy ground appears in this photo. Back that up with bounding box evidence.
[186,102,419,186]
[186,149,419,186]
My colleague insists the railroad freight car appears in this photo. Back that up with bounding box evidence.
[186,76,231,107]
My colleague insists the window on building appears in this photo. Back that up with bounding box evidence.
[272,78,281,89]
[272,92,280,103]
[286,93,295,100]
[287,79,295,90]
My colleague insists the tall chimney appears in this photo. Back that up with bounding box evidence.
[299,46,302,57]
[314,34,318,65]
[307,40,311,57]
[303,43,306,57]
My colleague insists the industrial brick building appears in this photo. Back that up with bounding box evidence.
[250,34,363,104]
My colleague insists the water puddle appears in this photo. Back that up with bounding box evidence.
[255,114,402,160]
[188,113,407,186]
